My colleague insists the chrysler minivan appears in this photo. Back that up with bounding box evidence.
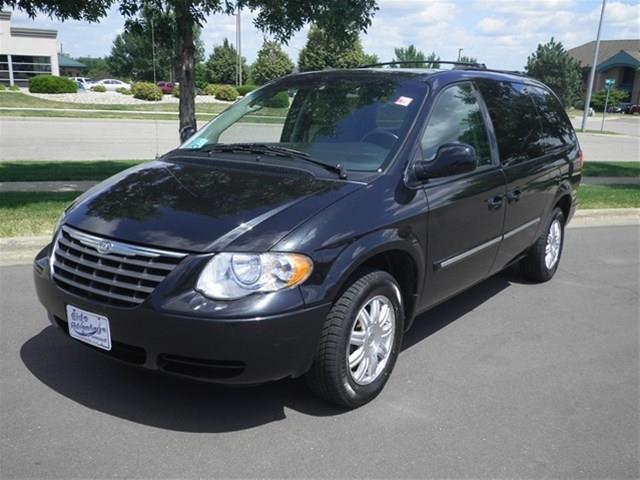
[34,65,582,408]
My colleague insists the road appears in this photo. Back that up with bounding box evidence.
[1,225,638,479]
[0,118,283,161]
[1,116,638,162]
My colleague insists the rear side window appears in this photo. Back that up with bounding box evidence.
[476,80,545,164]
[420,83,492,166]
[528,85,577,150]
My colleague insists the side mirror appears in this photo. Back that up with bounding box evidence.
[179,125,197,143]
[414,143,477,181]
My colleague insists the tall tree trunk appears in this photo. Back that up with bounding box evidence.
[175,0,196,134]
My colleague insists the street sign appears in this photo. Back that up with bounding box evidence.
[605,79,615,89]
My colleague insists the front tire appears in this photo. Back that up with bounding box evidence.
[306,270,404,408]
[521,207,565,282]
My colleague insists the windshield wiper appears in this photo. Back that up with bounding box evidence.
[200,143,348,179]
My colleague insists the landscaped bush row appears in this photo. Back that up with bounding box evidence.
[28,75,77,94]
[91,85,106,92]
[236,84,256,96]
[131,82,163,101]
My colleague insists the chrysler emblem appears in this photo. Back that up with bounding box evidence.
[96,240,113,254]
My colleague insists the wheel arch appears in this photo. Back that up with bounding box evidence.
[317,229,425,331]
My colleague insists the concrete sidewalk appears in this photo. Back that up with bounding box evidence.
[1,209,637,266]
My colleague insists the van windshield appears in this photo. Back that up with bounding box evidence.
[181,74,428,172]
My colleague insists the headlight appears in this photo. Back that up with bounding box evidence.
[196,252,313,300]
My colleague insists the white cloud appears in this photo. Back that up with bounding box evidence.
[478,17,507,34]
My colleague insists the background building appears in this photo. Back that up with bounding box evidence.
[0,10,59,86]
[57,53,86,77]
[568,39,640,104]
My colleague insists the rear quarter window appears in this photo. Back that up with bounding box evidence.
[476,80,545,164]
[528,85,577,150]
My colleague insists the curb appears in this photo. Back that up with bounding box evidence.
[1,208,638,267]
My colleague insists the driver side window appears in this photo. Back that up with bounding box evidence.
[420,83,491,166]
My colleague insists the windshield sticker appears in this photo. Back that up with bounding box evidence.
[394,96,413,107]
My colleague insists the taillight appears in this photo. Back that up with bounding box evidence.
[578,149,584,169]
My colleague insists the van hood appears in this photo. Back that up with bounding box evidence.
[63,158,362,252]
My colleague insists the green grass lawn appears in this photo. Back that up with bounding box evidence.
[1,185,637,237]
[0,91,287,122]
[579,184,640,209]
[0,191,80,237]
[583,161,640,178]
[0,160,144,182]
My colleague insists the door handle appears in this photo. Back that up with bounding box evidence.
[506,189,522,203]
[486,195,504,210]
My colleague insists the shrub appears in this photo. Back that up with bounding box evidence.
[215,84,239,101]
[590,88,629,112]
[237,84,256,96]
[91,85,106,92]
[172,85,180,98]
[203,83,221,96]
[131,82,163,101]
[264,91,290,108]
[0,84,5,91]
[29,75,77,94]
[115,87,131,95]
[9,85,20,91]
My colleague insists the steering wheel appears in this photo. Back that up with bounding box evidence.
[361,128,399,149]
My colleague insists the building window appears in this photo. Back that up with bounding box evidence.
[0,55,52,86]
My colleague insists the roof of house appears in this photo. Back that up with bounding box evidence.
[567,39,640,67]
[57,54,87,69]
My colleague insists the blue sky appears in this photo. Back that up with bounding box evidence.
[8,0,640,71]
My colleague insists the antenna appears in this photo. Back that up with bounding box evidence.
[150,8,160,158]
[236,8,242,86]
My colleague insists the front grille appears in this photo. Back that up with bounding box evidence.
[52,225,188,307]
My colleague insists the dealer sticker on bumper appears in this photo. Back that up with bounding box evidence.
[66,305,112,351]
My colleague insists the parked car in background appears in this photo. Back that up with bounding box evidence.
[93,79,131,91]
[70,77,95,90]
[625,104,640,115]
[34,66,582,408]
[157,81,174,94]
[607,102,631,113]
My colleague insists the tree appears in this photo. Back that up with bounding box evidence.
[424,52,440,68]
[391,45,426,67]
[298,26,375,71]
[3,0,378,133]
[590,88,629,111]
[205,38,247,85]
[108,5,203,82]
[75,56,111,78]
[526,37,581,107]
[251,40,294,85]
[458,55,478,65]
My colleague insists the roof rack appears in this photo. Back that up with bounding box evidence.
[357,60,488,69]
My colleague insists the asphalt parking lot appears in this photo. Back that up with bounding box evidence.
[1,225,638,479]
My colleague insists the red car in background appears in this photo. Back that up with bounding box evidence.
[157,81,174,94]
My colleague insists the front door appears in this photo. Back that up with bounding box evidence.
[418,82,506,308]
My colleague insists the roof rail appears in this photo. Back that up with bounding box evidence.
[357,60,487,69]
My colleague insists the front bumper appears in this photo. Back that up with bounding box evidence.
[33,248,330,385]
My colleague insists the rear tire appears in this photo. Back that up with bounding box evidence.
[306,270,404,408]
[521,207,565,282]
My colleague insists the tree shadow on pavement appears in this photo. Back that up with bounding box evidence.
[20,268,519,433]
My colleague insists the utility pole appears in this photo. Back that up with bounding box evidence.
[236,8,242,86]
[581,0,606,131]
